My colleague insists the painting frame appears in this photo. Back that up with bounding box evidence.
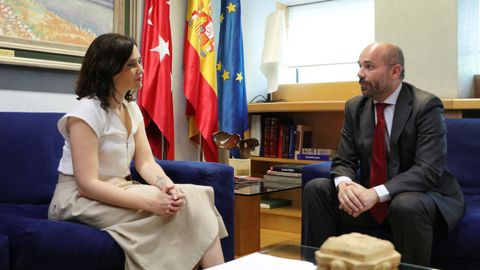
[0,0,139,71]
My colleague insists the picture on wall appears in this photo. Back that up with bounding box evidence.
[0,0,131,70]
[0,0,113,48]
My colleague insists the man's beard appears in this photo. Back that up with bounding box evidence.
[359,78,374,98]
[359,77,389,99]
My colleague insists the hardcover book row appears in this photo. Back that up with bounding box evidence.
[249,114,337,160]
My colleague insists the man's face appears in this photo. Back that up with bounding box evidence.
[357,45,394,101]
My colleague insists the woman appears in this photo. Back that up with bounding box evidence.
[48,33,227,270]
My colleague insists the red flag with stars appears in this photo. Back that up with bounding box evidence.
[138,0,174,160]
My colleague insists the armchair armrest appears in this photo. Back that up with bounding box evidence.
[130,160,235,261]
[302,161,332,187]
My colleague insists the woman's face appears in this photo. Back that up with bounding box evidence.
[113,45,143,93]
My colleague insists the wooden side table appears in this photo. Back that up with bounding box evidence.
[233,181,301,257]
[234,194,260,256]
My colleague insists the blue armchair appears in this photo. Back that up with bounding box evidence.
[302,117,480,270]
[0,112,234,270]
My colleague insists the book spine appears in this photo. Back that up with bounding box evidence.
[277,123,284,158]
[270,166,303,173]
[259,115,265,157]
[288,125,296,159]
[301,148,337,155]
[263,174,301,184]
[269,117,279,157]
[266,169,302,177]
[283,125,289,158]
[296,154,332,161]
[262,116,271,157]
[260,199,292,209]
[250,114,262,156]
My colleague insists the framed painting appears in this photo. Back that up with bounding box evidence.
[0,0,138,70]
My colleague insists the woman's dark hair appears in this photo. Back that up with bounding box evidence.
[76,33,137,110]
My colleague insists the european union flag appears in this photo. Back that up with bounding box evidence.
[217,0,249,147]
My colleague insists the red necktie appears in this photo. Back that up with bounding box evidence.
[370,103,388,223]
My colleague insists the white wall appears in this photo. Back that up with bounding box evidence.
[239,0,277,102]
[458,0,479,98]
[0,90,75,112]
[375,0,479,98]
[169,0,198,161]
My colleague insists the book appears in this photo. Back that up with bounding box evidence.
[270,164,304,173]
[269,117,279,157]
[250,114,262,156]
[263,174,301,184]
[260,198,292,209]
[296,154,332,161]
[294,125,314,158]
[235,175,263,183]
[301,148,337,155]
[288,125,296,159]
[277,123,285,158]
[234,176,262,190]
[262,116,272,157]
[266,169,302,178]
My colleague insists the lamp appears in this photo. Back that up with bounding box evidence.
[261,10,286,100]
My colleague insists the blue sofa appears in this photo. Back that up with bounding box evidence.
[0,112,234,270]
[302,117,480,269]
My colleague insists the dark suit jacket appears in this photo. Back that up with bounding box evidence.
[331,82,465,231]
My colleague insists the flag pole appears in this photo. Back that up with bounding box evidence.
[161,134,166,160]
[198,138,203,161]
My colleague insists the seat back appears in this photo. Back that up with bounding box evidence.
[445,118,480,195]
[0,112,64,204]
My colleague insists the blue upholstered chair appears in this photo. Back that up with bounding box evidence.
[0,112,234,270]
[301,117,480,270]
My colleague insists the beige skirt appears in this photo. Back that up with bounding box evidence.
[48,174,228,270]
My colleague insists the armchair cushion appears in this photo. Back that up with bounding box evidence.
[0,204,124,270]
[432,195,480,258]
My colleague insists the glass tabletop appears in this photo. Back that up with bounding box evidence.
[261,243,439,270]
[234,179,301,196]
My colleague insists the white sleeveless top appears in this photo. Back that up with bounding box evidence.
[57,98,143,178]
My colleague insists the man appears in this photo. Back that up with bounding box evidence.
[302,42,464,266]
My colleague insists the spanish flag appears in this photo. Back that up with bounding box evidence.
[183,0,218,162]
